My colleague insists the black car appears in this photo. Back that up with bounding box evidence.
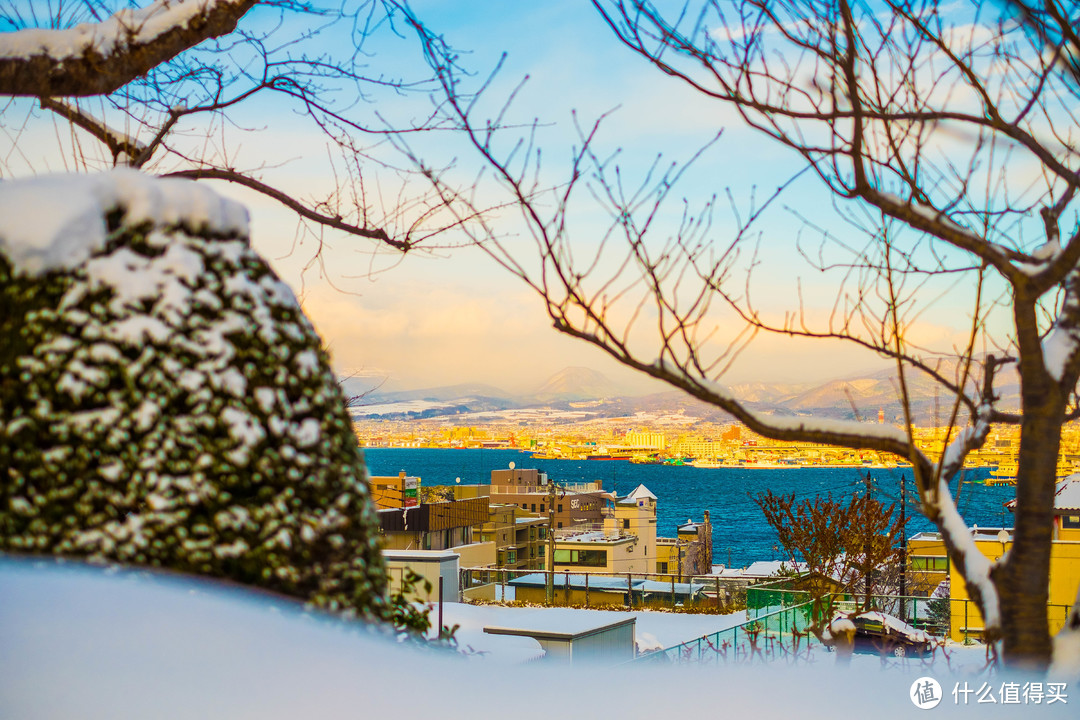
[839,611,937,658]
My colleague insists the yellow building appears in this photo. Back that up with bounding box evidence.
[369,471,420,510]
[553,532,645,574]
[624,430,666,450]
[906,531,949,596]
[657,513,713,580]
[945,478,1080,641]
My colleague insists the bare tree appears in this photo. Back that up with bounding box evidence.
[403,0,1080,669]
[0,0,468,265]
[756,489,905,657]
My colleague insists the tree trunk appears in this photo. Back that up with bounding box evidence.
[997,369,1062,669]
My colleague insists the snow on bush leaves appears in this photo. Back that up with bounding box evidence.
[0,171,387,621]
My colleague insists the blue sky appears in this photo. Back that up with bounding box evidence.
[0,1,1020,394]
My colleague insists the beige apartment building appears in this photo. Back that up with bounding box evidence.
[480,503,546,571]
[490,467,610,532]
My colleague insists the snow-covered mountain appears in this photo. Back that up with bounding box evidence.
[347,362,1019,422]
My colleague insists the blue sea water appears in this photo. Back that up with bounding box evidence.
[362,448,1016,568]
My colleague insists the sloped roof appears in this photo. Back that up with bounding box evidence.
[627,484,657,501]
[1006,477,1080,512]
[1055,478,1080,511]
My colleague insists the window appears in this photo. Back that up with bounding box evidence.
[1064,515,1080,529]
[558,504,563,513]
[911,556,948,571]
[552,549,607,567]
[557,522,563,529]
[623,519,630,530]
[540,503,545,513]
[531,504,536,512]
[658,562,668,574]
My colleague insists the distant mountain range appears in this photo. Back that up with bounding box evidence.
[345,361,1020,424]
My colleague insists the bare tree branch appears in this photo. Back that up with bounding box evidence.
[164,166,411,250]
[0,0,258,97]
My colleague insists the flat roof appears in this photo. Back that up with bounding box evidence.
[483,616,636,642]
[508,573,705,595]
[558,535,635,546]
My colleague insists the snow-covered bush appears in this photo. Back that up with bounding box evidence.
[0,170,387,620]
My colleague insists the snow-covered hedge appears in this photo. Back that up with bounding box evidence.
[0,170,387,620]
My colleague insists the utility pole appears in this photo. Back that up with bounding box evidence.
[899,474,907,620]
[546,478,556,605]
[863,472,873,609]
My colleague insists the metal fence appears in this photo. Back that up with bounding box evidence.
[746,583,948,634]
[637,580,1077,665]
[948,597,1074,642]
[459,567,744,611]
[635,600,819,665]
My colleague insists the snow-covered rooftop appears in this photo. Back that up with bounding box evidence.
[1004,477,1080,512]
[739,560,807,578]
[556,530,633,544]
[1053,478,1080,511]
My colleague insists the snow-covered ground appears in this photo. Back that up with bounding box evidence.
[434,599,1000,673]
[2,559,1073,719]
[433,602,748,660]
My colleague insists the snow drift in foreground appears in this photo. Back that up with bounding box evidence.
[1,560,1072,720]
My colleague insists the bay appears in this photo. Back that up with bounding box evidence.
[362,447,1016,568]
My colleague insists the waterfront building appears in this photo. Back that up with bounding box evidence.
[489,467,610,531]
[550,483,658,574]
[369,471,420,510]
[657,512,714,580]
[377,495,493,565]
[623,430,666,450]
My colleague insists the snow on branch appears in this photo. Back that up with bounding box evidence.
[929,472,1001,634]
[1042,276,1080,383]
[0,0,257,97]
[936,408,992,482]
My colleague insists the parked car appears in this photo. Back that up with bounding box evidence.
[836,611,938,658]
